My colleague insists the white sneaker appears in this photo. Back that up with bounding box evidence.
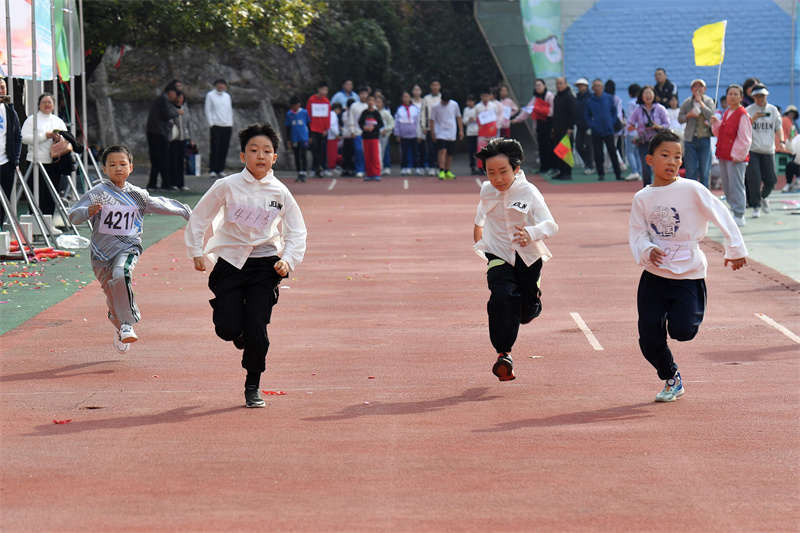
[119,323,138,343]
[761,198,770,214]
[383,167,392,175]
[654,372,684,403]
[322,170,332,177]
[735,215,747,227]
[113,329,131,354]
[782,183,792,193]
[416,168,423,176]
[791,181,800,193]
[583,168,595,175]
[752,207,761,218]
[355,172,365,179]
[428,167,437,176]
[624,172,641,181]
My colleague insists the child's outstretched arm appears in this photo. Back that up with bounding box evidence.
[697,187,749,269]
[145,194,192,220]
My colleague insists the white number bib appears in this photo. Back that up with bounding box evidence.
[227,203,278,229]
[478,109,497,125]
[311,103,329,117]
[654,239,693,263]
[99,205,138,235]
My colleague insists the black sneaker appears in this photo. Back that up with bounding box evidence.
[492,353,515,381]
[245,386,265,408]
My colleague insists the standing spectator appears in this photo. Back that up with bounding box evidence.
[627,85,670,186]
[624,83,643,182]
[741,77,761,108]
[429,89,464,180]
[573,78,594,174]
[780,105,798,192]
[745,85,784,218]
[585,79,623,181]
[394,91,421,176]
[496,83,518,138]
[0,78,22,228]
[653,68,677,107]
[605,79,626,173]
[462,94,479,175]
[678,79,715,188]
[285,96,310,182]
[327,102,343,174]
[411,84,426,176]
[330,78,355,109]
[348,86,370,179]
[420,78,442,176]
[169,90,192,191]
[307,80,330,178]
[551,77,577,181]
[666,95,684,140]
[341,98,356,177]
[204,78,233,179]
[358,94,384,181]
[711,84,753,227]
[376,95,394,175]
[145,83,180,190]
[513,79,555,175]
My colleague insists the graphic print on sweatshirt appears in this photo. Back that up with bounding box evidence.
[649,205,680,238]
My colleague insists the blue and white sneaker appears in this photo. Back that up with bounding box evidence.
[655,372,684,402]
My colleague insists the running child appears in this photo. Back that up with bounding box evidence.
[67,145,191,353]
[473,138,559,381]
[185,122,306,408]
[629,130,747,402]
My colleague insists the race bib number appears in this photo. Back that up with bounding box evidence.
[654,239,692,263]
[311,103,329,117]
[478,109,497,125]
[227,203,278,229]
[98,205,138,235]
[503,106,512,119]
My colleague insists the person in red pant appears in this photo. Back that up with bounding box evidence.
[358,95,384,181]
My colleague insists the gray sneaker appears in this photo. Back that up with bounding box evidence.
[245,386,265,408]
[655,372,684,402]
[761,197,770,214]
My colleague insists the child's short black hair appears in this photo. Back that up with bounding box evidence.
[648,130,682,156]
[213,78,227,86]
[238,122,281,153]
[289,96,300,106]
[628,83,641,98]
[430,76,441,84]
[346,97,355,108]
[356,85,369,95]
[466,94,476,102]
[440,89,452,103]
[331,102,343,111]
[102,144,133,165]
[317,80,328,89]
[475,138,524,169]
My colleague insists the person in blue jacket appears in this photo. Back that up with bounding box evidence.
[585,78,623,181]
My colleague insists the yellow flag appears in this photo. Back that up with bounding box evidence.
[693,21,727,66]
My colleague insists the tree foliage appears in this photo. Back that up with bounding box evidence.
[305,1,501,106]
[83,0,325,63]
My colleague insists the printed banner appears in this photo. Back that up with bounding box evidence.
[0,0,54,80]
[520,0,563,79]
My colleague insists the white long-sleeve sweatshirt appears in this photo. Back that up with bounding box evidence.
[629,178,747,280]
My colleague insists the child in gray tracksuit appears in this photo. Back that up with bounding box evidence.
[68,145,191,353]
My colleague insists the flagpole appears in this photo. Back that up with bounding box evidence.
[32,0,41,210]
[714,61,722,107]
[50,0,57,116]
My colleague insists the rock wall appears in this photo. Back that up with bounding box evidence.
[87,44,316,171]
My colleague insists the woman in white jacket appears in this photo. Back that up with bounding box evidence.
[21,92,68,215]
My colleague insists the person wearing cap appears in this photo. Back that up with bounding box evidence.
[573,78,594,174]
[678,79,715,188]
[654,68,678,107]
[744,85,783,218]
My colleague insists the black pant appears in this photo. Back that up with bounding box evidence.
[34,162,62,216]
[342,138,355,174]
[591,133,622,179]
[536,118,555,172]
[467,135,478,171]
[146,132,171,189]
[209,126,233,174]
[486,253,542,354]
[786,161,799,184]
[575,127,594,170]
[208,257,282,374]
[310,131,327,174]
[744,152,777,207]
[0,161,16,227]
[292,142,308,172]
[168,140,186,188]
[637,271,706,380]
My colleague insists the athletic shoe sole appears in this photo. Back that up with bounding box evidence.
[492,356,515,381]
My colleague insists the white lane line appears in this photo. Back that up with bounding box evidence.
[327,178,337,191]
[755,313,800,344]
[475,178,483,187]
[570,312,604,351]
[403,179,409,190]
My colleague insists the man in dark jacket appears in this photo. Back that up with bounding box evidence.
[551,77,577,180]
[0,78,22,228]
[145,82,181,190]
[585,78,622,181]
[574,78,594,174]
[654,68,678,107]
